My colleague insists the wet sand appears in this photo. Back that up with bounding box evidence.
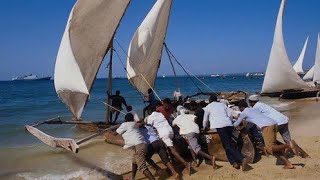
[1,99,320,179]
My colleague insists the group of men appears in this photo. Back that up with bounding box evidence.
[110,89,306,180]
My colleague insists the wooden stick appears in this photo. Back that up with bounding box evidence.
[30,116,61,128]
[76,124,120,145]
[102,101,126,115]
[140,74,161,101]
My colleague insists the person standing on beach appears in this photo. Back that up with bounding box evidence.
[203,95,247,171]
[108,90,128,124]
[115,113,155,180]
[173,108,218,170]
[145,109,191,175]
[248,95,302,156]
[235,101,296,169]
[143,89,157,119]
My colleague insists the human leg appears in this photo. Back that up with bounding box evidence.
[216,127,244,164]
[134,144,155,180]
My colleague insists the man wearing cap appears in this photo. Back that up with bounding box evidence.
[248,95,300,154]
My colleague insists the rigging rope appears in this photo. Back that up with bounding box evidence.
[164,44,180,92]
[164,43,219,96]
[112,46,146,105]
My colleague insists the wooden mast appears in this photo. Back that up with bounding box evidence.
[106,41,114,124]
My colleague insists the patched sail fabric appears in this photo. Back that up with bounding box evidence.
[303,66,314,80]
[54,0,130,119]
[293,37,309,74]
[126,0,172,95]
[313,34,320,82]
[261,0,308,93]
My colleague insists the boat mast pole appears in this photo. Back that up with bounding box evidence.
[106,41,114,124]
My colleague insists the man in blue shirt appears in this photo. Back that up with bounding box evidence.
[143,89,157,119]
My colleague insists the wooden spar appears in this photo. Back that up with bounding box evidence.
[25,124,120,153]
[30,116,61,127]
[106,41,114,124]
[76,124,120,145]
[25,125,79,153]
[102,101,126,115]
[140,74,161,101]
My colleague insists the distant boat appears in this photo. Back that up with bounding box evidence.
[210,74,220,77]
[162,75,166,78]
[12,74,51,81]
[245,73,250,77]
[293,37,309,75]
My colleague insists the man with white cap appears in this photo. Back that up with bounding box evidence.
[248,95,290,142]
[248,95,302,156]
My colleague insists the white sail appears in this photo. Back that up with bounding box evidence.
[313,34,320,82]
[126,0,172,95]
[261,0,308,93]
[293,37,309,74]
[54,0,130,119]
[303,65,314,80]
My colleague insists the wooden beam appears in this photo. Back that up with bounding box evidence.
[25,125,79,153]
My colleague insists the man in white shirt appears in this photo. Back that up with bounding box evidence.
[173,109,217,170]
[203,95,247,171]
[248,95,291,143]
[235,101,296,169]
[145,110,191,175]
[127,105,140,122]
[115,113,155,180]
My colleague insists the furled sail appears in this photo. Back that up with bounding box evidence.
[261,0,308,93]
[313,34,320,82]
[303,66,314,80]
[126,0,172,95]
[293,37,309,74]
[54,0,130,119]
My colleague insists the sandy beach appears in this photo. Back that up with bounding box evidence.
[1,98,320,180]
[128,99,320,180]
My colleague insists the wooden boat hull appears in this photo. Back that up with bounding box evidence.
[104,131,255,163]
[261,88,320,99]
[280,88,320,99]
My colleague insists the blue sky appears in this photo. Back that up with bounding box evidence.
[0,0,319,80]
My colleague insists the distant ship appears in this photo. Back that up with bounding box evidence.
[12,74,51,81]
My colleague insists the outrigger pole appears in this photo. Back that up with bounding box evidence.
[25,124,119,153]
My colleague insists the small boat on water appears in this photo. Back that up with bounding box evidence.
[12,74,51,81]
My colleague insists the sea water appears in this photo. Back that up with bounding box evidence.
[0,75,265,179]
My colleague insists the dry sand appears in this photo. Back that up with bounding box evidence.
[130,99,320,180]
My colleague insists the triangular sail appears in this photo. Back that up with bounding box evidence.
[126,0,172,95]
[313,34,320,82]
[54,0,130,119]
[303,66,314,80]
[261,0,308,93]
[293,37,309,74]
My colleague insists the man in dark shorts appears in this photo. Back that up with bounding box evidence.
[138,125,179,179]
[109,90,128,124]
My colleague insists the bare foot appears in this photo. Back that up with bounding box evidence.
[232,162,240,169]
[212,156,217,170]
[173,173,179,180]
[290,141,299,156]
[283,164,295,169]
[185,162,191,176]
[241,158,247,171]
